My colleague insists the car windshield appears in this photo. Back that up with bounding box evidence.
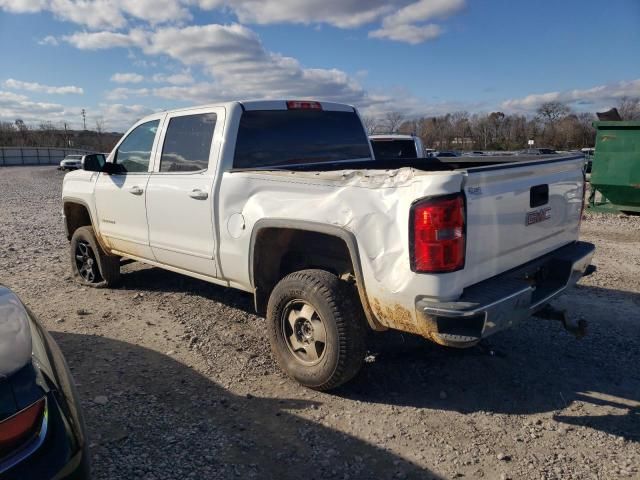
[233,109,371,169]
[371,139,417,160]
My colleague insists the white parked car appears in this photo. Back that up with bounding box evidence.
[58,154,83,170]
[61,100,594,390]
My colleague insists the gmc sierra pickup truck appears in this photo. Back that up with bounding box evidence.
[62,100,594,390]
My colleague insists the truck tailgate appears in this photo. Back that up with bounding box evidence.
[462,156,585,288]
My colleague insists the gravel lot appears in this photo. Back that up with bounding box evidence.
[1,166,639,480]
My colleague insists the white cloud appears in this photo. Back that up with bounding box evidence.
[97,103,157,130]
[0,89,156,131]
[3,78,84,95]
[110,72,145,84]
[69,24,372,106]
[369,0,464,43]
[0,89,82,126]
[3,0,465,44]
[196,0,392,29]
[63,30,147,49]
[197,0,464,44]
[0,0,191,29]
[369,23,442,44]
[38,35,58,45]
[152,72,194,85]
[105,87,150,101]
[501,79,640,112]
[0,0,47,13]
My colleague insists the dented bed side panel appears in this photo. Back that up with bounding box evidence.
[216,168,465,333]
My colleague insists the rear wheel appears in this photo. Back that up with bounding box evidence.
[70,226,120,287]
[266,269,367,391]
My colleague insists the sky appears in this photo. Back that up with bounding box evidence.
[0,0,639,132]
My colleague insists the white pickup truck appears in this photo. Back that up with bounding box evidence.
[62,100,594,390]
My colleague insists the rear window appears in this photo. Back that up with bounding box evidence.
[233,110,371,169]
[371,139,418,160]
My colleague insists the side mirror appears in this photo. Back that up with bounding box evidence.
[82,154,104,172]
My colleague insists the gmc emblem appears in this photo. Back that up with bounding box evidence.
[526,207,551,226]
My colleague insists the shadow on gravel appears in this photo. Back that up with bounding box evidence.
[118,265,256,315]
[340,309,640,442]
[111,266,640,443]
[54,332,441,480]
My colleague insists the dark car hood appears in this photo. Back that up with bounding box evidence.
[0,287,32,378]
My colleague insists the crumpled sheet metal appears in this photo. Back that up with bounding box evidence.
[218,167,464,333]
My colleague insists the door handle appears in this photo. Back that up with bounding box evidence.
[189,189,208,200]
[129,186,144,196]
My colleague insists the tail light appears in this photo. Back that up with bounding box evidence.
[286,100,322,110]
[410,193,465,273]
[0,398,45,457]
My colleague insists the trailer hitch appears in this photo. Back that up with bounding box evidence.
[534,304,588,339]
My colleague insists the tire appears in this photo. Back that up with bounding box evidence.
[70,226,121,288]
[266,269,367,391]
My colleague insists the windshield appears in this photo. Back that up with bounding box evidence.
[371,139,418,159]
[233,109,371,169]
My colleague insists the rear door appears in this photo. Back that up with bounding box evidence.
[462,156,585,287]
[145,107,223,277]
[94,116,164,259]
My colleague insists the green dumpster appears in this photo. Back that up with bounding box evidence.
[590,121,640,213]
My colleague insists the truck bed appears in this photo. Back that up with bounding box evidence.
[231,154,584,173]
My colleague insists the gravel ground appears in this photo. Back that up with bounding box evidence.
[1,166,639,480]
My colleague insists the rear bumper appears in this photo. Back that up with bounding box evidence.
[416,241,595,347]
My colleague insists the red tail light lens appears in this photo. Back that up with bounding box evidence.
[410,194,465,273]
[286,100,322,110]
[0,398,45,456]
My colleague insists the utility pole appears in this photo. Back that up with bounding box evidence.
[64,122,70,147]
[81,109,86,130]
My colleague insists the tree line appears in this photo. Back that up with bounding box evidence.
[0,119,121,152]
[1,97,639,153]
[363,97,640,151]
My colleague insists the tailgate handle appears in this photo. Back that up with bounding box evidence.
[530,184,549,207]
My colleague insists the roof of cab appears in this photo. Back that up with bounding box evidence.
[137,99,357,123]
[369,134,416,140]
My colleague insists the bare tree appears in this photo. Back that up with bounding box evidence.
[361,115,379,135]
[536,101,571,124]
[384,111,404,133]
[617,96,640,120]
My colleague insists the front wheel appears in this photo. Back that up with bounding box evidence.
[266,269,367,391]
[70,226,120,287]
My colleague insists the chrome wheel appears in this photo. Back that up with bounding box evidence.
[281,300,327,365]
[75,240,101,283]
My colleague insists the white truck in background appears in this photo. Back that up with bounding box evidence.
[61,99,594,390]
[369,134,425,160]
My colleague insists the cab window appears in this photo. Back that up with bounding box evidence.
[160,113,216,172]
[114,120,159,173]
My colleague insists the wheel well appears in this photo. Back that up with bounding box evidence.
[63,202,92,240]
[252,228,355,314]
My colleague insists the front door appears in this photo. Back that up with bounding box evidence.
[146,108,221,277]
[94,117,163,259]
